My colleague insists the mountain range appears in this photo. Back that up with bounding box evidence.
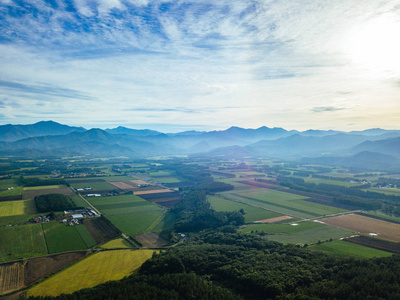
[1,121,400,170]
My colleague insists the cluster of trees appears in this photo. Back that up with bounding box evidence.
[172,190,244,232]
[279,176,400,211]
[19,176,67,187]
[34,194,77,213]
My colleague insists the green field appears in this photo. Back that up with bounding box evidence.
[70,181,116,191]
[0,187,23,197]
[71,195,88,208]
[108,210,164,236]
[208,195,282,223]
[311,240,392,258]
[152,211,177,238]
[369,187,400,196]
[0,199,36,217]
[23,185,63,190]
[0,223,47,262]
[242,221,354,245]
[0,178,18,189]
[0,214,38,226]
[152,177,182,183]
[303,177,363,187]
[75,225,97,248]
[27,249,156,297]
[88,194,165,236]
[149,170,175,177]
[43,222,87,254]
[222,189,347,219]
[87,194,153,215]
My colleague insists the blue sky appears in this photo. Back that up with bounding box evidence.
[0,0,399,132]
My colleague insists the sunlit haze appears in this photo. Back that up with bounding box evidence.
[0,0,399,132]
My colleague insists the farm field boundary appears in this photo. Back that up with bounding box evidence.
[343,235,400,254]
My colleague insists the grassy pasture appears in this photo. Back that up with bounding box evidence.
[149,170,175,177]
[152,211,177,238]
[223,189,347,219]
[242,221,354,245]
[152,177,182,183]
[208,195,282,223]
[108,210,164,236]
[27,249,156,297]
[75,225,97,248]
[0,187,23,197]
[71,195,88,208]
[0,199,36,217]
[311,240,392,258]
[0,214,38,226]
[86,194,144,206]
[369,187,400,196]
[303,177,363,187]
[70,181,116,191]
[0,224,47,262]
[43,222,87,254]
[23,185,63,190]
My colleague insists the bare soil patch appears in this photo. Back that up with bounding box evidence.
[135,232,168,248]
[134,189,172,196]
[132,180,153,186]
[109,181,136,191]
[24,251,89,286]
[254,215,293,224]
[321,213,400,243]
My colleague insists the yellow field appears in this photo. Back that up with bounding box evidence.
[27,249,156,297]
[23,185,62,191]
[101,238,133,249]
[0,199,36,217]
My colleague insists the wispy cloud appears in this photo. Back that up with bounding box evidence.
[0,80,93,100]
[311,106,346,113]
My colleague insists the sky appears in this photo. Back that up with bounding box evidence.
[0,0,399,132]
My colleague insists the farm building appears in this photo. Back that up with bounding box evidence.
[72,214,84,220]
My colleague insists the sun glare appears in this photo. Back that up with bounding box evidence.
[343,16,400,78]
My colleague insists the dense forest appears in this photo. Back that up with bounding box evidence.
[34,194,77,213]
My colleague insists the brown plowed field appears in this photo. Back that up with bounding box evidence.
[321,214,400,242]
[0,251,89,296]
[135,232,168,248]
[254,216,293,224]
[24,251,89,286]
[109,181,136,191]
[0,262,24,295]
[344,235,400,254]
[83,218,119,244]
[0,195,23,202]
[132,180,152,186]
[23,187,74,200]
[134,189,172,195]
